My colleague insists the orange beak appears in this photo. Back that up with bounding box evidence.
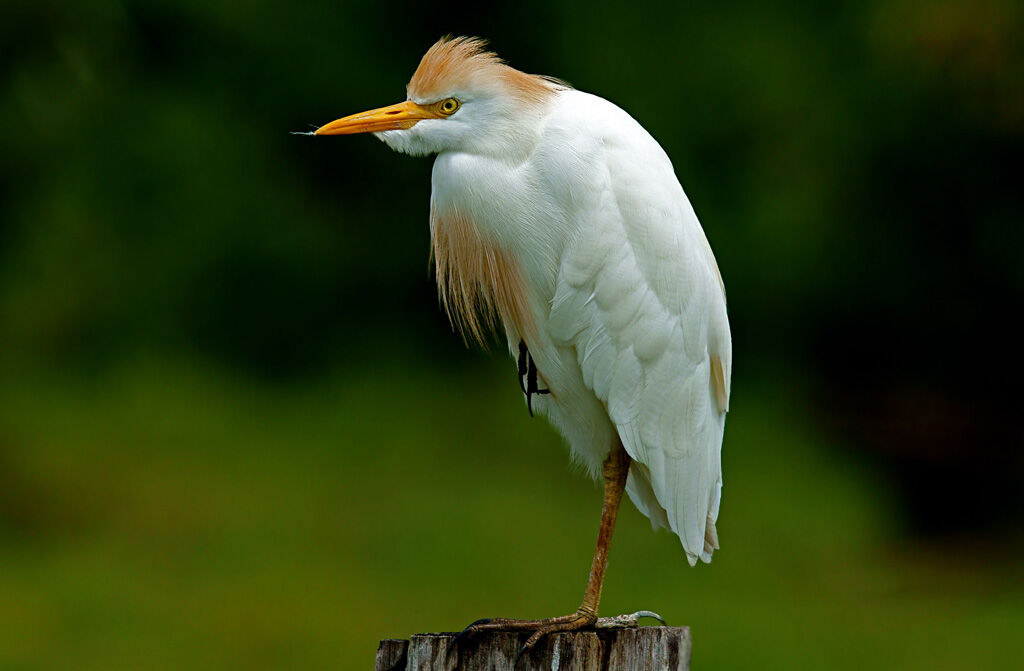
[314,100,443,135]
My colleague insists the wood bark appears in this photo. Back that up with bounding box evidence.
[374,626,690,671]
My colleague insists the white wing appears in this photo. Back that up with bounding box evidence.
[544,92,732,566]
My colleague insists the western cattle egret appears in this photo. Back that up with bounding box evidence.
[312,36,732,652]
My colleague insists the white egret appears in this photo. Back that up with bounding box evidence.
[312,36,732,652]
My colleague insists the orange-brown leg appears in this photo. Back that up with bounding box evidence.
[452,443,662,660]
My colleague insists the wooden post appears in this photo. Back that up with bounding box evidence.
[375,626,691,671]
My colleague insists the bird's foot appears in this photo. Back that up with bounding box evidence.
[449,610,664,667]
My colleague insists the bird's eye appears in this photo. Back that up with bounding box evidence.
[438,98,461,115]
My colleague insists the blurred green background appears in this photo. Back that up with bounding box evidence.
[2,1,1022,669]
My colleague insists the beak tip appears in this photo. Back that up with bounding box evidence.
[313,123,344,136]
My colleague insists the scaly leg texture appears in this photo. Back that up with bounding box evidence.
[453,444,661,659]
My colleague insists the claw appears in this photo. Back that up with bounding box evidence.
[445,619,494,667]
[513,642,530,669]
[595,610,666,628]
[451,618,492,646]
[637,610,666,624]
[514,628,548,668]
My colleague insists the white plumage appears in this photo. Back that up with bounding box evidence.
[432,89,730,565]
[315,37,731,570]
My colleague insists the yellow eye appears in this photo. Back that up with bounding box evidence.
[438,98,460,115]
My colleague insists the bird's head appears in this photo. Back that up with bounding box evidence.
[314,36,564,157]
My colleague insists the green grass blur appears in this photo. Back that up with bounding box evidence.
[2,356,1021,669]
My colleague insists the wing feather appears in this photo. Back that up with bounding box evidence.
[546,107,732,565]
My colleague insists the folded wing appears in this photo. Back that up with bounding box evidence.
[547,122,731,565]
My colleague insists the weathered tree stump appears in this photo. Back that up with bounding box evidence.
[375,626,691,671]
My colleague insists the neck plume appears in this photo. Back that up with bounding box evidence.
[430,207,535,346]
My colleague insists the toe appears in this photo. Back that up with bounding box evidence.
[595,610,666,628]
